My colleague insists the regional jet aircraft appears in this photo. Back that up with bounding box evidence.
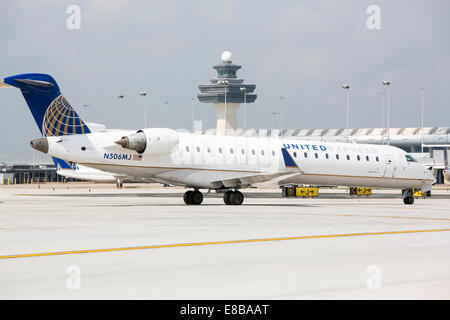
[4,73,435,205]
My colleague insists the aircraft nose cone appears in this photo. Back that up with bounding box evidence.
[30,137,49,154]
[425,170,436,184]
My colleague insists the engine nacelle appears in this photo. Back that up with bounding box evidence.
[115,128,179,155]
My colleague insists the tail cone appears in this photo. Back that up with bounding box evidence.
[30,138,49,154]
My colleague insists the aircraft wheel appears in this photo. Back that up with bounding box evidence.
[403,196,414,205]
[231,191,244,205]
[183,190,194,205]
[191,190,203,205]
[223,190,233,205]
[224,191,244,205]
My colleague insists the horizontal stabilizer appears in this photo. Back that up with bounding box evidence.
[15,79,54,88]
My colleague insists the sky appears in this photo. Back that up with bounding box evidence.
[0,0,449,164]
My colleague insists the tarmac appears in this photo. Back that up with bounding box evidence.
[0,183,449,299]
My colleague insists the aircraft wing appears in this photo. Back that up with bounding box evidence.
[213,148,301,188]
[215,171,300,188]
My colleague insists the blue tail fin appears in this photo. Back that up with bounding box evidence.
[5,73,90,171]
[4,73,90,136]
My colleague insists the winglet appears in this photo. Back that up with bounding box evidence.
[281,148,298,168]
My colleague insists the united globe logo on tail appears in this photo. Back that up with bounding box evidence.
[42,95,90,136]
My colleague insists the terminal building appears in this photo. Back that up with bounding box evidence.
[0,163,83,185]
[0,163,61,185]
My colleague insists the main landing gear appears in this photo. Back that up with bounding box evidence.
[223,190,244,205]
[183,189,203,205]
[183,189,245,205]
[402,189,414,205]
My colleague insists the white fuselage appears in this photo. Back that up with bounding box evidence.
[43,129,435,190]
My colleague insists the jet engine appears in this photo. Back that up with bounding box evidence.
[115,128,179,155]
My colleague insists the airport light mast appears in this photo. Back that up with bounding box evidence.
[240,87,247,130]
[379,91,386,144]
[139,91,148,128]
[420,86,430,153]
[117,95,125,129]
[382,81,391,146]
[280,96,286,135]
[342,85,350,142]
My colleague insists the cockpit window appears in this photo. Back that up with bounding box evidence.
[405,154,417,162]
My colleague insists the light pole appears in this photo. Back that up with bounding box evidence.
[379,91,386,144]
[342,85,350,142]
[218,80,229,133]
[240,87,247,130]
[191,98,195,133]
[271,112,280,131]
[117,95,124,128]
[382,81,391,146]
[139,92,148,128]
[420,86,430,153]
[163,101,169,127]
[279,96,285,134]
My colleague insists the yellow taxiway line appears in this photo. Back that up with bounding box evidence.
[1,228,449,260]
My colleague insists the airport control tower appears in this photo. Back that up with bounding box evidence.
[198,51,256,135]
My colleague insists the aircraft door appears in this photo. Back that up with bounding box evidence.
[384,154,395,178]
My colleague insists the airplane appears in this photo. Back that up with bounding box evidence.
[4,73,435,205]
[52,157,117,182]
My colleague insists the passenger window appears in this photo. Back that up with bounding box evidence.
[366,155,369,161]
[230,148,234,154]
[346,155,350,160]
[357,155,360,161]
[304,152,308,158]
[186,146,190,152]
[252,149,255,155]
[336,154,340,160]
[376,156,379,162]
[272,151,276,156]
[293,152,297,158]
[219,148,223,154]
[207,147,211,153]
[261,150,265,156]
[196,147,200,152]
[241,149,245,155]
[325,153,329,159]
[315,153,318,159]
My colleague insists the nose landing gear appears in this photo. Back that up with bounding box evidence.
[402,189,414,205]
